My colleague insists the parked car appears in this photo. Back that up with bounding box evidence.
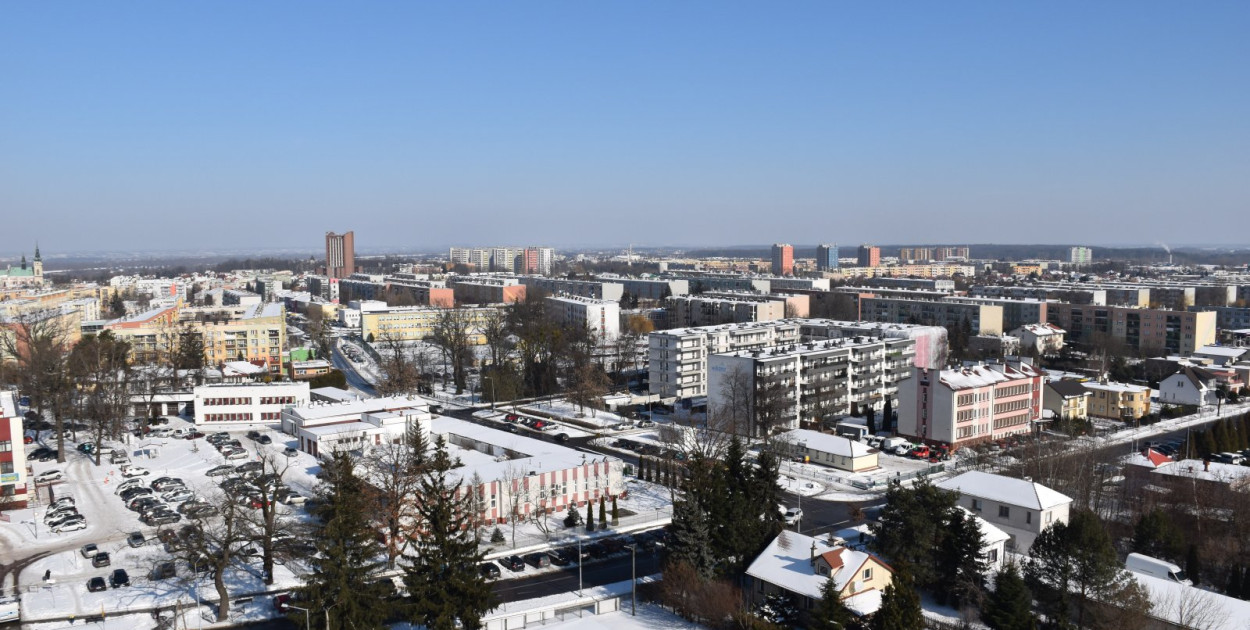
[283,446,298,457]
[119,487,154,502]
[162,489,195,503]
[127,531,147,548]
[279,492,307,506]
[120,466,150,478]
[524,552,551,569]
[80,543,100,558]
[783,507,803,526]
[151,477,185,491]
[206,464,235,477]
[34,469,63,483]
[92,552,111,568]
[87,576,108,592]
[235,461,263,474]
[177,499,210,514]
[501,555,526,572]
[612,423,632,431]
[247,430,262,441]
[225,450,249,461]
[185,431,205,440]
[52,517,87,533]
[50,496,76,510]
[548,549,574,566]
[908,446,931,460]
[143,511,181,526]
[150,561,177,580]
[127,496,161,512]
[257,435,272,445]
[46,510,81,527]
[109,569,130,588]
[478,562,501,579]
[555,432,570,443]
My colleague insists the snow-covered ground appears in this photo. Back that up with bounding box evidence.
[7,420,324,623]
[520,400,630,430]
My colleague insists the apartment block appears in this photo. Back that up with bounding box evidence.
[667,293,787,327]
[857,245,881,268]
[1082,379,1152,421]
[1069,247,1093,265]
[771,244,794,276]
[1046,304,1216,355]
[970,285,1107,306]
[0,391,28,509]
[946,297,1047,331]
[648,321,802,399]
[544,294,620,342]
[1192,305,1250,331]
[597,277,689,301]
[897,361,1044,447]
[816,244,839,271]
[325,231,355,279]
[360,306,499,344]
[860,277,956,292]
[708,335,917,434]
[450,277,527,305]
[518,276,624,301]
[859,296,1004,335]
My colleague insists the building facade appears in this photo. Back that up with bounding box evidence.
[325,231,355,279]
[936,471,1072,552]
[0,391,28,509]
[816,244,839,271]
[856,245,881,268]
[897,361,1043,447]
[1046,304,1216,355]
[1082,379,1152,420]
[193,382,310,427]
[544,294,620,342]
[771,244,794,276]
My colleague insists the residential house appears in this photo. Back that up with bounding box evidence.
[1010,323,1067,355]
[1044,379,1093,421]
[1083,379,1152,421]
[1158,366,1221,407]
[935,470,1072,552]
[745,531,894,618]
[776,428,880,473]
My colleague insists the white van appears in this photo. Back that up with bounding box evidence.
[1125,552,1191,585]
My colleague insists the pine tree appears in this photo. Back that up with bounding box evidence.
[585,502,595,532]
[1225,564,1243,600]
[598,496,607,530]
[1027,510,1140,628]
[982,563,1037,630]
[1199,428,1219,458]
[563,503,581,528]
[668,498,716,578]
[403,437,498,630]
[935,508,988,608]
[1132,509,1184,562]
[809,576,854,630]
[866,405,877,436]
[301,452,393,630]
[871,571,923,630]
[611,496,619,525]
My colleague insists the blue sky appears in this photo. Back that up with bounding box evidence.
[2,2,1248,255]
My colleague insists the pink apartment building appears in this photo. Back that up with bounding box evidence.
[898,361,1043,447]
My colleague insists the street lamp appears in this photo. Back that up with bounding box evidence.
[626,544,637,616]
[288,605,311,630]
[577,537,583,597]
[325,601,340,630]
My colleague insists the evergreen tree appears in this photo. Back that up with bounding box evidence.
[1199,428,1219,458]
[585,502,595,532]
[982,563,1037,630]
[866,406,877,436]
[405,419,431,475]
[563,503,581,528]
[809,575,854,630]
[403,437,498,630]
[870,478,959,591]
[598,496,607,530]
[668,498,716,578]
[1225,564,1243,600]
[611,496,619,525]
[871,570,923,630]
[1185,543,1202,586]
[1132,509,1184,562]
[301,452,393,630]
[883,397,894,432]
[1027,510,1147,628]
[935,508,988,608]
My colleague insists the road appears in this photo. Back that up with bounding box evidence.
[329,341,378,397]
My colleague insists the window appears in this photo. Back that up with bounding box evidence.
[0,461,12,474]
[971,499,983,512]
[0,440,10,453]
[987,549,999,564]
[1045,511,1053,524]
[1026,511,1032,524]
[999,505,1010,518]
[863,567,873,581]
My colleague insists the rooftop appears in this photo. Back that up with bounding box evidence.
[778,428,877,458]
[745,530,883,611]
[936,470,1072,511]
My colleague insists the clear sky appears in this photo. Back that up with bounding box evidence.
[2,2,1248,255]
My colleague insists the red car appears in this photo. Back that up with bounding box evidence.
[24,435,34,444]
[184,431,205,440]
[908,446,931,459]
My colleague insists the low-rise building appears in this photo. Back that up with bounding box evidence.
[544,294,620,342]
[193,382,310,428]
[1083,379,1152,421]
[776,428,880,472]
[518,276,624,302]
[666,293,787,327]
[745,531,894,618]
[1046,304,1216,355]
[449,277,526,305]
[1043,379,1092,421]
[936,470,1072,552]
[897,361,1044,447]
[1009,323,1067,355]
[1157,366,1233,407]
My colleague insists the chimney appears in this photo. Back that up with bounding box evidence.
[1204,459,1210,472]
[810,541,817,567]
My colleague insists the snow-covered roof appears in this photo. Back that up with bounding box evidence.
[1012,323,1066,336]
[303,420,381,437]
[1134,572,1250,628]
[961,507,1011,546]
[779,428,877,458]
[1082,380,1150,394]
[286,395,430,423]
[1194,345,1246,358]
[310,387,359,402]
[430,416,617,484]
[222,361,266,375]
[842,590,883,617]
[938,361,1040,390]
[745,531,882,609]
[1122,449,1174,469]
[936,471,1072,511]
[1152,459,1250,484]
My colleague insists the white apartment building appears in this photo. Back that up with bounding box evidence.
[897,361,1043,447]
[544,294,620,342]
[937,471,1072,552]
[281,395,433,456]
[649,321,802,399]
[707,335,917,434]
[193,382,311,428]
[666,293,787,327]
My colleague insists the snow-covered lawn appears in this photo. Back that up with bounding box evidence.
[521,399,630,430]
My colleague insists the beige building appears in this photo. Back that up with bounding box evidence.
[1043,379,1092,421]
[1046,304,1216,355]
[361,306,499,344]
[1083,379,1152,421]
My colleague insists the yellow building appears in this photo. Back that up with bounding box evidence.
[1083,380,1152,421]
[361,306,499,344]
[105,303,287,376]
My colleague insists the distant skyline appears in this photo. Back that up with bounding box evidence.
[3,2,1248,252]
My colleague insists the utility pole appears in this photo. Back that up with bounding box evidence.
[629,544,637,615]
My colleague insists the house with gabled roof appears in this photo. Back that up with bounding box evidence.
[745,530,895,619]
[1158,365,1238,407]
[936,470,1071,552]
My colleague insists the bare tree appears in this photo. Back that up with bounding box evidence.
[244,450,299,584]
[67,331,132,465]
[362,436,422,568]
[1,313,73,462]
[715,364,753,436]
[174,491,256,621]
[500,463,532,547]
[467,472,489,543]
[1153,584,1231,630]
[431,309,475,394]
[376,332,425,397]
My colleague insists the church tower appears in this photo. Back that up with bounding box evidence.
[32,243,42,279]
